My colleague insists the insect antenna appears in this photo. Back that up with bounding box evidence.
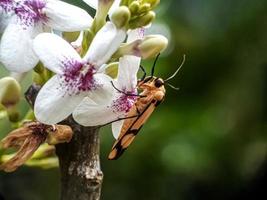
[110,81,145,97]
[151,53,160,76]
[164,54,186,82]
[167,83,180,91]
[139,65,146,81]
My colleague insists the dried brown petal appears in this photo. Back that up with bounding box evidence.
[0,133,45,172]
[0,127,33,149]
[0,121,73,172]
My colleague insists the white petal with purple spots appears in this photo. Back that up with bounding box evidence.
[34,75,87,125]
[33,33,82,74]
[0,0,92,72]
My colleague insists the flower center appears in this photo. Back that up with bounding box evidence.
[0,0,13,13]
[111,91,137,113]
[11,0,47,28]
[59,59,99,95]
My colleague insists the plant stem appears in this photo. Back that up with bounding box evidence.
[56,117,103,200]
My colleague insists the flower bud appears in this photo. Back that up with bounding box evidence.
[46,125,73,145]
[129,11,155,29]
[143,0,160,8]
[113,35,168,59]
[138,35,168,59]
[111,6,131,29]
[129,1,140,14]
[0,77,21,108]
[139,3,151,13]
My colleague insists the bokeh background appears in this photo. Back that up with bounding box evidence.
[1,0,267,199]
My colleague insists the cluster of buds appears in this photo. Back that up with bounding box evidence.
[119,0,159,29]
[0,0,168,171]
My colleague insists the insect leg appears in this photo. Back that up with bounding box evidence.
[111,81,146,98]
[99,114,141,128]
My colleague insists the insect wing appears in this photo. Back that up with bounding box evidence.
[108,97,159,160]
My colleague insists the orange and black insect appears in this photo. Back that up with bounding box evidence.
[108,54,185,160]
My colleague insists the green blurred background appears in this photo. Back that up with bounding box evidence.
[1,0,267,199]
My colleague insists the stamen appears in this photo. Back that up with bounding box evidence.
[0,0,13,13]
[59,59,100,95]
[6,0,47,28]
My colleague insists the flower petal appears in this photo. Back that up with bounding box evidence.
[0,18,41,72]
[112,120,124,139]
[116,28,144,90]
[117,55,140,91]
[128,28,145,42]
[73,98,119,126]
[87,73,114,105]
[33,33,82,74]
[73,74,117,126]
[84,22,126,68]
[34,75,86,125]
[44,0,93,31]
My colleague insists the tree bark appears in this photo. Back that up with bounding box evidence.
[56,118,103,200]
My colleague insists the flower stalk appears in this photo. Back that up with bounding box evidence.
[56,118,103,200]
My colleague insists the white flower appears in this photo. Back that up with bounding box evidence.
[83,0,121,15]
[33,22,126,125]
[73,28,144,138]
[0,0,93,72]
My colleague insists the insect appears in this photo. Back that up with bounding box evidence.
[108,54,185,160]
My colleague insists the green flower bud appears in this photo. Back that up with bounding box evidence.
[138,35,168,59]
[0,77,21,108]
[143,0,160,8]
[129,11,155,29]
[139,3,151,13]
[129,1,140,14]
[113,34,168,59]
[111,6,131,29]
[7,106,19,122]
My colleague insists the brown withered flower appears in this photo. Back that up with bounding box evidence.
[0,121,73,172]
